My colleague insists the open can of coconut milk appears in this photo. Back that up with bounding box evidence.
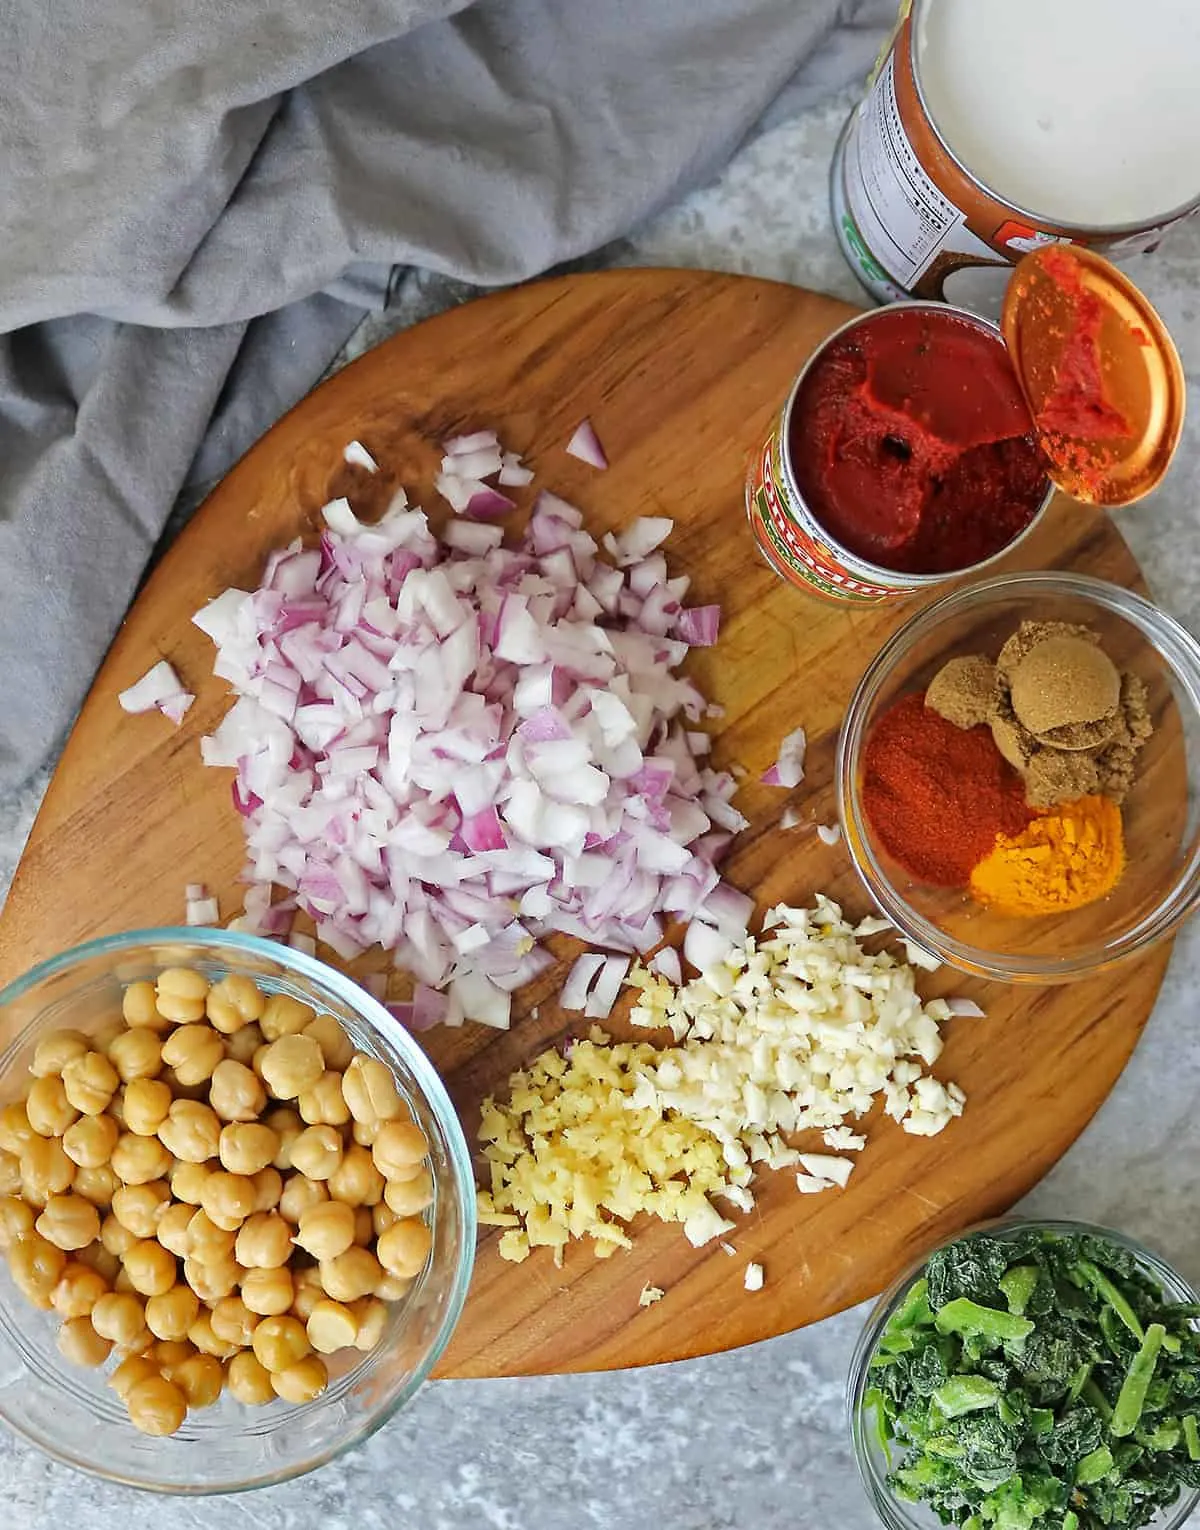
[831,0,1200,304]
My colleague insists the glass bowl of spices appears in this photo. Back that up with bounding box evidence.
[847,1218,1200,1530]
[837,572,1200,982]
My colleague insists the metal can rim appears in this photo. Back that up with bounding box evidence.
[779,301,1055,591]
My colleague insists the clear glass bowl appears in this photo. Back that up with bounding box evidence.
[837,572,1200,982]
[848,1218,1200,1530]
[0,928,476,1494]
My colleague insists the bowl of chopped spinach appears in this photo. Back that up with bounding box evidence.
[849,1221,1200,1530]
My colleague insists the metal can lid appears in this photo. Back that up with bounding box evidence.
[1000,245,1184,507]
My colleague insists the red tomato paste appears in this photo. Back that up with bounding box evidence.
[1032,246,1133,442]
[788,308,1049,575]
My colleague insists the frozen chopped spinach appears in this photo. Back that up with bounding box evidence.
[865,1230,1200,1529]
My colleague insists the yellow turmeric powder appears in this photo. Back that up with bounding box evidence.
[969,795,1124,917]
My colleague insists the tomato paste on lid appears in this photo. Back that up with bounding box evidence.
[787,307,1049,575]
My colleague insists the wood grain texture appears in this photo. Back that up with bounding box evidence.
[0,269,1170,1378]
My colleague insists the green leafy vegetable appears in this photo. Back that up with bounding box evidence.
[866,1230,1200,1530]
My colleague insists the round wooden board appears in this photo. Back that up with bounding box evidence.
[0,269,1170,1378]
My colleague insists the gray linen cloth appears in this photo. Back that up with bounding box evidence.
[0,0,888,792]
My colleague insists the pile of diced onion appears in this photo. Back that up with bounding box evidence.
[194,431,749,1029]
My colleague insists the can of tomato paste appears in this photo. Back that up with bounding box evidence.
[745,303,1054,605]
[832,0,1200,304]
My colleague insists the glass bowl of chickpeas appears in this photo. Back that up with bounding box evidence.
[0,927,476,1492]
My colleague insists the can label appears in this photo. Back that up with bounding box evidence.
[744,419,901,606]
[833,13,1187,304]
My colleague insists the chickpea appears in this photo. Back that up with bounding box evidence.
[290,1125,342,1182]
[26,1075,79,1137]
[77,1242,122,1281]
[376,1217,432,1280]
[185,1208,236,1262]
[351,1118,379,1149]
[351,1208,373,1248]
[297,1071,350,1128]
[183,1256,241,1304]
[0,1105,34,1158]
[227,1350,274,1406]
[298,1011,351,1069]
[111,1133,172,1186]
[160,1025,224,1087]
[251,1313,310,1372]
[106,1027,164,1085]
[382,1171,433,1219]
[9,1240,68,1310]
[210,1295,258,1348]
[342,1054,403,1127]
[158,1099,221,1164]
[373,1203,398,1239]
[319,1247,383,1304]
[0,1149,21,1200]
[51,1260,108,1318]
[350,1296,389,1352]
[219,1123,278,1177]
[107,1089,127,1129]
[123,1239,177,1297]
[271,1355,328,1404]
[371,1121,429,1180]
[73,1163,119,1209]
[61,1051,120,1116]
[123,1077,172,1136]
[144,1282,200,1341]
[126,1375,187,1436]
[188,1310,238,1360]
[156,966,210,1006]
[259,1035,324,1100]
[240,1266,294,1317]
[61,1114,119,1170]
[156,1202,195,1259]
[200,1172,256,1232]
[206,973,263,1032]
[101,1213,137,1259]
[57,1315,113,1367]
[375,1271,412,1302]
[21,1136,76,1204]
[328,1143,384,1208]
[290,1267,324,1323]
[170,1160,210,1207]
[259,993,316,1043]
[30,1029,89,1078]
[265,1107,304,1170]
[36,1194,101,1251]
[90,1290,146,1345]
[150,1339,193,1368]
[235,1211,291,1270]
[209,1060,266,1124]
[0,1195,34,1250]
[306,1298,358,1354]
[251,1166,283,1213]
[170,1352,223,1408]
[122,980,164,1029]
[224,1023,263,1068]
[112,1180,171,1239]
[109,1352,159,1400]
[278,1173,328,1225]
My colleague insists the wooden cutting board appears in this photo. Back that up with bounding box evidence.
[0,269,1171,1378]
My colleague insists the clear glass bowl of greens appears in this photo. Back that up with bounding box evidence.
[848,1219,1200,1530]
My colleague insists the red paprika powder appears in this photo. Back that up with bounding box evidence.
[862,692,1032,886]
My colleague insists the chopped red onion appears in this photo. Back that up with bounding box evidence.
[675,606,720,648]
[780,806,803,831]
[195,435,747,1025]
[761,726,806,789]
[816,823,842,847]
[945,997,986,1018]
[649,946,682,984]
[560,953,606,1012]
[118,660,194,725]
[584,955,629,1019]
[498,452,534,488]
[565,418,608,470]
[343,440,379,473]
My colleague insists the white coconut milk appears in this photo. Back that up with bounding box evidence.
[917,0,1200,227]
